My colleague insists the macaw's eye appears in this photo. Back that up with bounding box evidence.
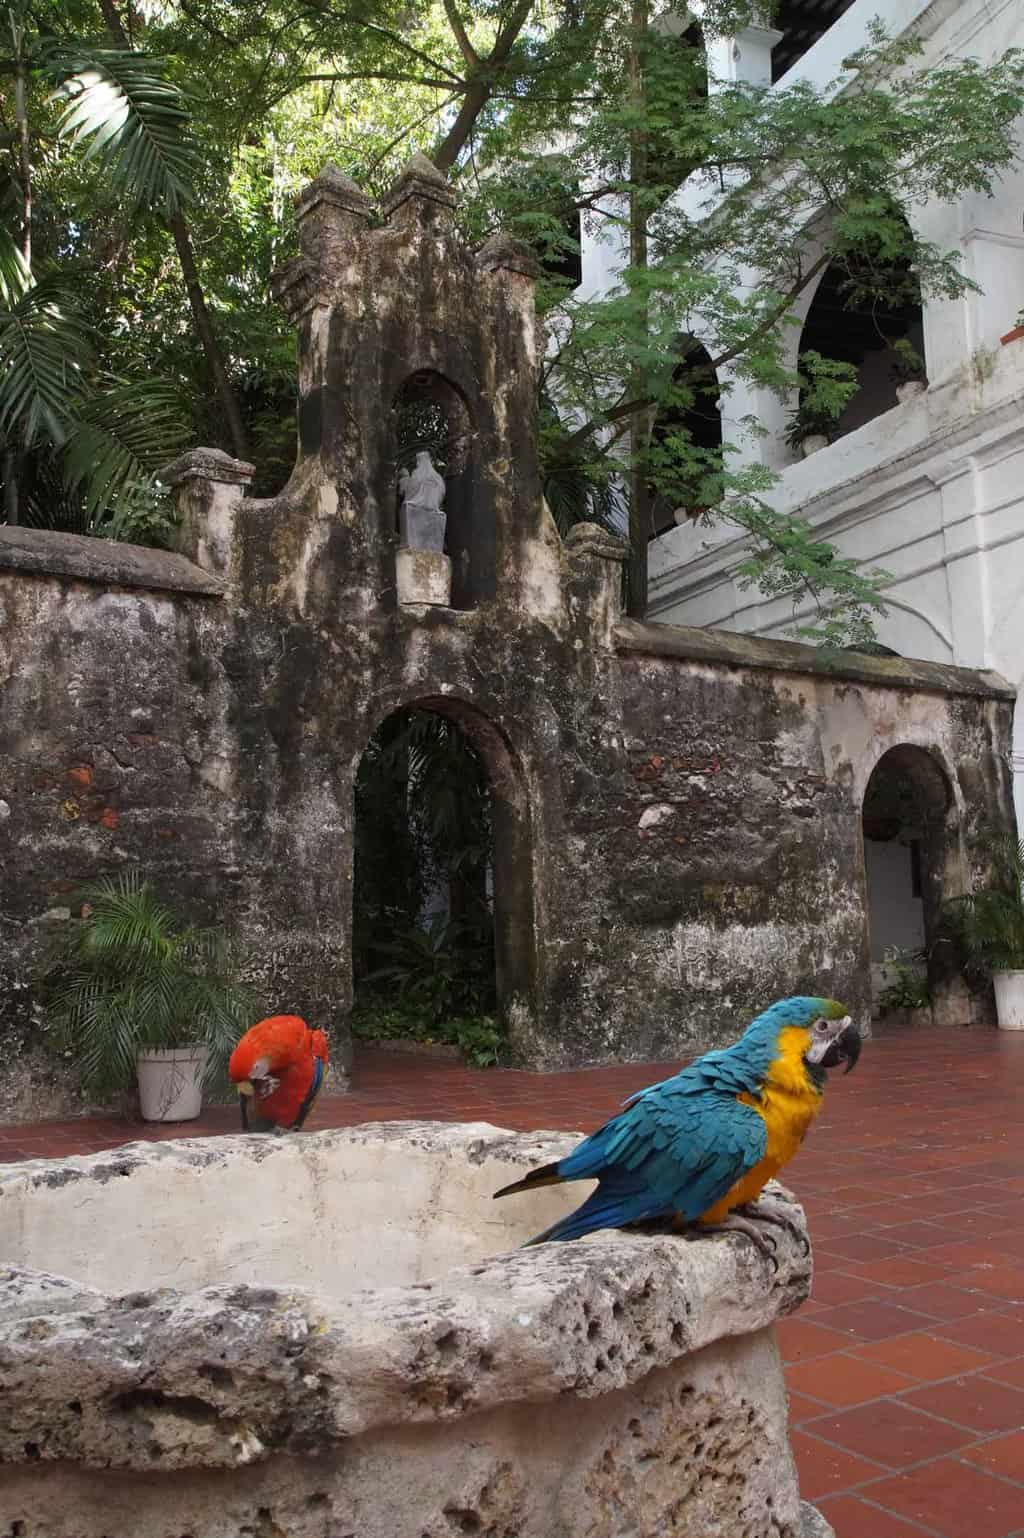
[813,1019,828,1033]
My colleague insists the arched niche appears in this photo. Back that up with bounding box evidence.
[771,0,858,81]
[391,370,491,609]
[796,211,925,448]
[351,695,537,1054]
[861,744,961,1019]
[647,338,723,539]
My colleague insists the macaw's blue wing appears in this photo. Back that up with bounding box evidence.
[494,1069,767,1246]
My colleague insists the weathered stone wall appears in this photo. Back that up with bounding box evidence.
[0,157,1015,1088]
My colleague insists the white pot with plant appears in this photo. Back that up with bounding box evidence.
[943,835,1024,1029]
[42,873,254,1120]
[784,402,839,460]
[891,337,927,405]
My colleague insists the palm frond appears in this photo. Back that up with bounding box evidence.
[943,834,1024,974]
[62,377,190,522]
[47,48,198,216]
[0,278,92,446]
[0,221,30,305]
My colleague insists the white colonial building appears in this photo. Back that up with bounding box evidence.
[575,0,1024,998]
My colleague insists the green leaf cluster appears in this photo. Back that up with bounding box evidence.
[942,835,1024,977]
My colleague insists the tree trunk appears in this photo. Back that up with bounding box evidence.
[168,210,249,461]
[626,0,650,617]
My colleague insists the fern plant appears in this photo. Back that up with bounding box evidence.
[943,834,1024,976]
[40,872,255,1099]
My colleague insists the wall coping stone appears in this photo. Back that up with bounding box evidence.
[0,526,226,597]
[614,616,1016,701]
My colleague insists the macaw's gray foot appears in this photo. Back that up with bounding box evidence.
[686,1213,779,1271]
[735,1196,810,1256]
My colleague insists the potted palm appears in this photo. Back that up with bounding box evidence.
[943,835,1024,1029]
[41,872,255,1119]
[784,401,839,458]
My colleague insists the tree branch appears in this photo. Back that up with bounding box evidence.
[560,250,831,453]
[442,0,480,69]
[433,0,536,172]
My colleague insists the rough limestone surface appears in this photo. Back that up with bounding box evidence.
[0,1122,813,1537]
[801,1502,837,1538]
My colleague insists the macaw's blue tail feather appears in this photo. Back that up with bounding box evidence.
[521,1182,667,1247]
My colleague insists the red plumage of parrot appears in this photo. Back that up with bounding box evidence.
[228,1015,329,1133]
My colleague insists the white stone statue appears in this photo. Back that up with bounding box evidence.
[398,450,446,553]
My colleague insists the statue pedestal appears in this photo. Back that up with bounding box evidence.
[396,547,452,606]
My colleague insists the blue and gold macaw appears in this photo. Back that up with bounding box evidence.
[494,997,860,1256]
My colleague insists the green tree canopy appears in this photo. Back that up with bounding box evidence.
[1,1,1021,638]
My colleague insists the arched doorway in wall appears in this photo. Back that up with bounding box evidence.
[647,341,723,539]
[797,215,925,445]
[351,699,536,1061]
[861,745,956,1019]
[392,371,488,610]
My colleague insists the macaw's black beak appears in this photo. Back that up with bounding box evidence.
[821,1022,862,1074]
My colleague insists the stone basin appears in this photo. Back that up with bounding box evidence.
[0,1122,820,1537]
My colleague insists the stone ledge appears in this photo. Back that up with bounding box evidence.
[0,1122,810,1471]
[0,526,226,597]
[615,616,1015,700]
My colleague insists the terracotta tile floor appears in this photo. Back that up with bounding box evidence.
[4,1022,1024,1537]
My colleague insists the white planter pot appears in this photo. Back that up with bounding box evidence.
[800,434,829,457]
[896,379,926,403]
[993,971,1024,1029]
[136,1048,207,1122]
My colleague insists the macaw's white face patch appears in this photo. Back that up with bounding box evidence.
[804,1015,860,1073]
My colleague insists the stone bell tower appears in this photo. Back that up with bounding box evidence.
[259,153,563,620]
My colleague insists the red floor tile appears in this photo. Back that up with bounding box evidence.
[901,1374,1024,1435]
[849,1333,999,1381]
[956,1265,1024,1304]
[961,1430,1024,1482]
[809,1270,886,1307]
[982,1356,1024,1390]
[895,1283,990,1322]
[866,1458,1024,1538]
[812,1232,915,1264]
[786,1352,916,1408]
[816,1493,944,1538]
[812,1299,940,1343]
[801,1397,974,1467]
[774,1318,850,1364]
[789,1430,888,1501]
[843,1256,954,1289]
[933,1310,1024,1360]
[786,1388,831,1425]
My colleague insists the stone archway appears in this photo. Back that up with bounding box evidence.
[351,695,538,1055]
[861,744,964,1021]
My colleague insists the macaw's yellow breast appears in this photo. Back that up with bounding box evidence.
[699,1027,824,1224]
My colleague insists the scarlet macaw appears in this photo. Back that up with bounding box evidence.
[494,996,860,1254]
[228,1015,329,1133]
